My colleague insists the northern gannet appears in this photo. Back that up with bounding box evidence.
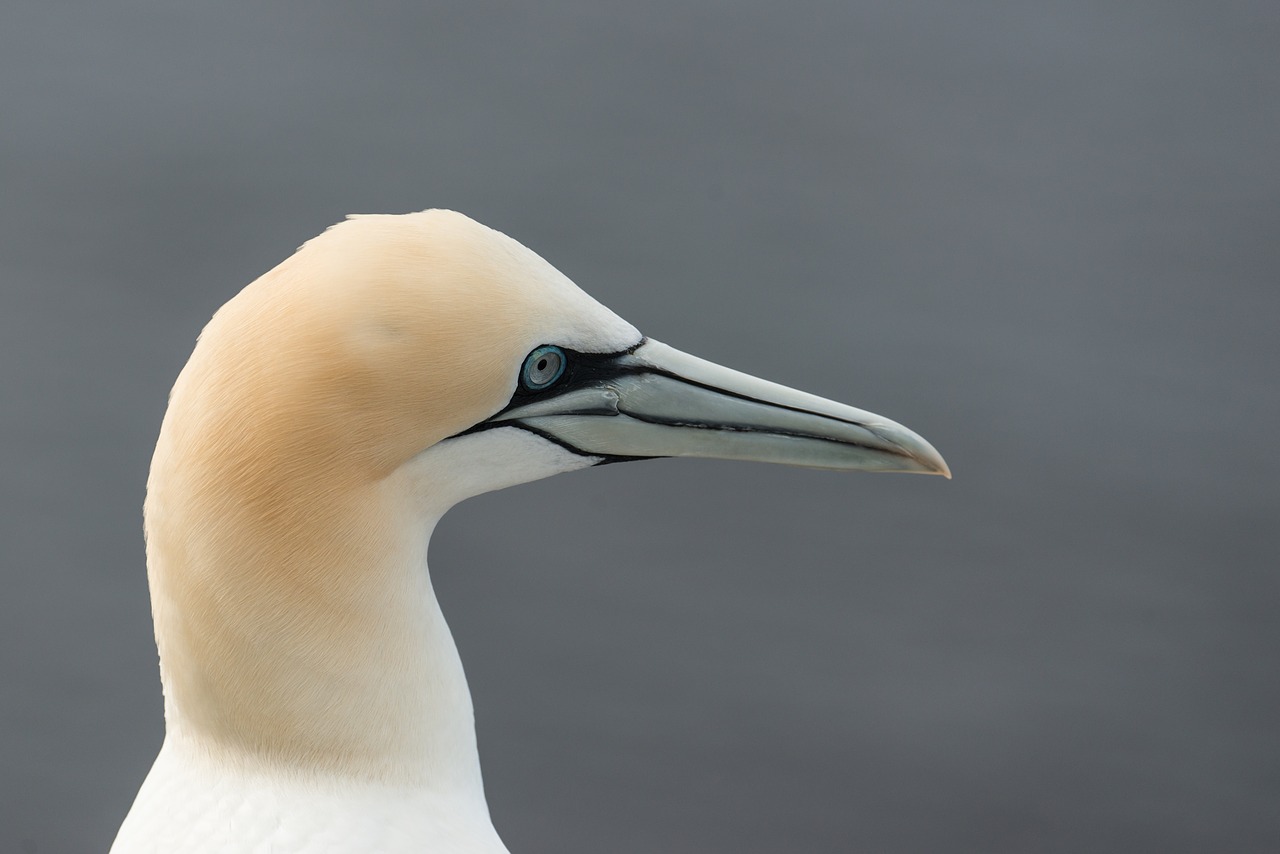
[110,210,949,853]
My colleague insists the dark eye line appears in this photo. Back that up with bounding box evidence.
[513,338,648,399]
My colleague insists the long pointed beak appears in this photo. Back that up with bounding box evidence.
[481,339,950,477]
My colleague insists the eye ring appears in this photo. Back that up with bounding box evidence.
[520,345,567,392]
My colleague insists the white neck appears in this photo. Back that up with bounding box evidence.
[148,480,485,796]
[144,424,592,786]
[131,426,590,854]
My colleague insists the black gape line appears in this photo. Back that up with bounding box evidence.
[496,422,652,467]
[450,337,655,465]
[451,335,895,467]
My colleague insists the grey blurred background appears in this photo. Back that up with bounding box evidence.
[2,2,1277,852]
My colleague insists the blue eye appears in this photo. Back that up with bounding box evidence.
[520,345,566,392]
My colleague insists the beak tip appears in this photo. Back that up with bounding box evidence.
[871,421,950,480]
[929,453,952,479]
[913,453,951,479]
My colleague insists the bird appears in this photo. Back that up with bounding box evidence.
[109,209,949,853]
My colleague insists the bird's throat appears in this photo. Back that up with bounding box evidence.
[146,467,485,795]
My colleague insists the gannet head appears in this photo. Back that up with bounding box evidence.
[143,209,947,783]
[161,208,945,515]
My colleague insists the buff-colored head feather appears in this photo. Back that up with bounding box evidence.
[144,210,636,775]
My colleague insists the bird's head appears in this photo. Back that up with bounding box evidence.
[162,208,947,523]
[143,208,948,774]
